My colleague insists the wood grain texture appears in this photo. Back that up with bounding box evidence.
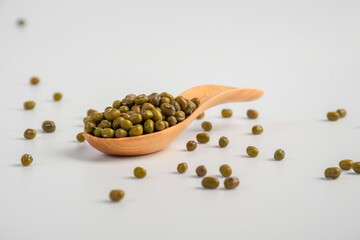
[84,85,263,156]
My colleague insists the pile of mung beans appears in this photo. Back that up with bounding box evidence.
[83,93,200,138]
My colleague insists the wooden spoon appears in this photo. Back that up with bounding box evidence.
[84,85,263,156]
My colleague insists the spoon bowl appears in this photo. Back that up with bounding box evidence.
[84,85,263,155]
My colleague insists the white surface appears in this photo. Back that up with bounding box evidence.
[1,0,360,239]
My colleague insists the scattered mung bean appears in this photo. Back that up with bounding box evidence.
[196,165,207,177]
[134,167,147,178]
[109,190,125,202]
[247,109,258,119]
[201,121,212,131]
[21,154,33,166]
[252,125,263,135]
[30,77,39,85]
[24,101,36,110]
[352,162,360,174]
[336,109,347,118]
[53,92,63,101]
[324,167,341,179]
[177,162,188,173]
[186,140,197,151]
[339,159,353,170]
[218,136,229,148]
[202,177,219,189]
[327,112,340,121]
[42,120,56,133]
[246,146,259,157]
[24,129,36,139]
[196,133,210,143]
[274,149,285,160]
[221,109,233,118]
[17,19,25,26]
[76,132,85,142]
[219,164,232,177]
[224,177,240,189]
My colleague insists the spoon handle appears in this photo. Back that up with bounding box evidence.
[181,84,263,110]
[180,85,236,101]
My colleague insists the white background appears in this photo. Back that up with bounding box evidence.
[1,0,360,239]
